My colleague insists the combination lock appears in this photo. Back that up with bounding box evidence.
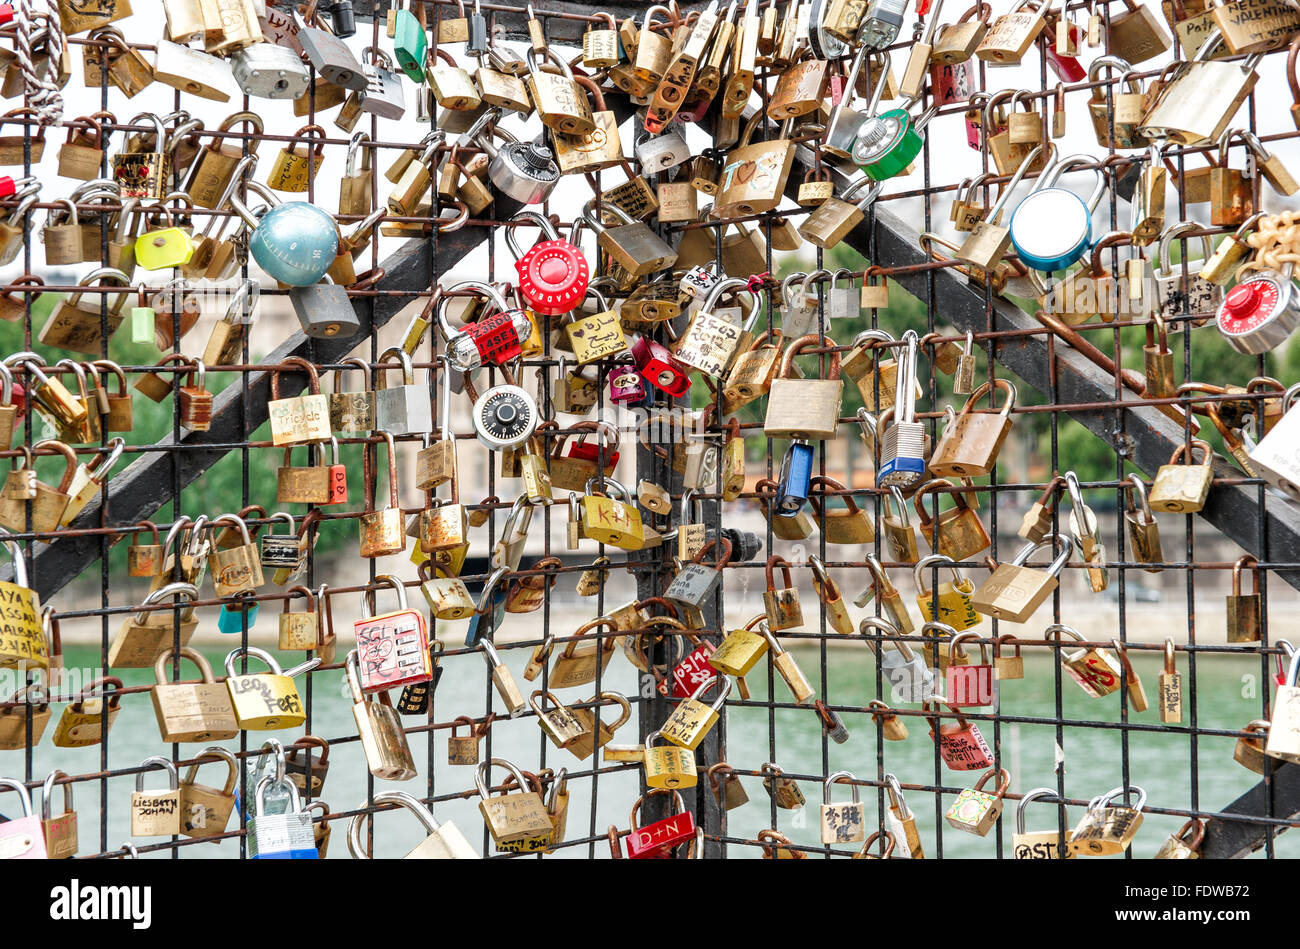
[472,384,539,449]
[1216,268,1300,355]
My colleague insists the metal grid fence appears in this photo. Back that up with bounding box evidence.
[0,0,1296,859]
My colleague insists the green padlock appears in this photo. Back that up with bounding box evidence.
[130,286,155,345]
[135,210,196,271]
[392,0,428,83]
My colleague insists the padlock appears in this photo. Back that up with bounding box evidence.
[108,582,199,669]
[975,0,1047,61]
[352,574,431,694]
[764,334,844,441]
[624,787,696,859]
[914,479,991,564]
[914,554,981,632]
[644,728,697,789]
[1267,649,1300,763]
[131,757,182,837]
[882,485,921,561]
[207,513,264,597]
[944,632,997,707]
[349,790,478,860]
[821,771,867,844]
[0,778,47,859]
[762,555,804,631]
[224,646,313,730]
[709,616,771,678]
[761,761,806,810]
[945,767,1009,836]
[550,616,619,689]
[178,748,238,840]
[925,695,994,771]
[346,650,417,781]
[1012,787,1074,859]
[1148,438,1215,513]
[475,757,554,852]
[1234,719,1271,774]
[971,536,1076,624]
[359,431,406,558]
[0,534,43,670]
[672,276,755,379]
[567,692,632,762]
[38,266,132,355]
[1047,623,1123,697]
[665,537,732,610]
[151,647,238,743]
[661,674,731,750]
[464,106,560,206]
[0,684,51,750]
[248,775,318,858]
[529,689,587,751]
[1140,30,1261,145]
[1069,786,1146,855]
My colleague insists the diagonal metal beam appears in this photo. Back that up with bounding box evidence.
[788,141,1300,592]
[24,90,641,600]
[1201,763,1297,858]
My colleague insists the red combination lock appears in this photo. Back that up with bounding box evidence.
[508,210,588,315]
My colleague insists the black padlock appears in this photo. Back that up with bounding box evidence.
[712,527,762,563]
[327,0,356,37]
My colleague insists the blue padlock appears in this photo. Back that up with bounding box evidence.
[218,598,260,634]
[230,187,339,287]
[1008,153,1105,272]
[465,566,509,646]
[776,439,815,516]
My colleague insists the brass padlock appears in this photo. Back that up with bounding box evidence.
[1148,438,1215,513]
[150,647,239,743]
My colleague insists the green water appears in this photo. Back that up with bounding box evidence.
[5,645,1292,859]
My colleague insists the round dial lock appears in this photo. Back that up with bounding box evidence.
[1008,189,1091,272]
[851,110,919,181]
[250,202,339,287]
[515,239,590,315]
[1217,270,1300,355]
[472,384,539,449]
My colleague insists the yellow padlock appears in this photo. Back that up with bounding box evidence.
[134,206,196,270]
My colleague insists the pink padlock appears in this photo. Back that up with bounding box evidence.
[927,697,994,771]
[0,779,48,859]
[630,335,690,397]
[944,632,997,708]
[609,355,647,404]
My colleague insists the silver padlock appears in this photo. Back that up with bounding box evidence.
[298,17,367,91]
[359,48,406,119]
[289,276,360,339]
[373,348,434,436]
[635,126,691,173]
[466,107,559,205]
[780,270,821,338]
[1248,382,1300,501]
[247,775,317,858]
[230,41,312,100]
[828,268,860,319]
[864,619,935,703]
[1153,222,1222,332]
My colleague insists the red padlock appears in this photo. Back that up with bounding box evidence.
[631,335,690,396]
[930,60,972,108]
[0,5,13,25]
[440,281,533,371]
[565,422,620,469]
[352,574,432,693]
[508,210,589,316]
[927,698,994,771]
[1043,22,1086,82]
[323,436,348,505]
[625,788,697,858]
[944,631,997,707]
[658,634,716,698]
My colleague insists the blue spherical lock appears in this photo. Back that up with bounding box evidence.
[248,202,339,286]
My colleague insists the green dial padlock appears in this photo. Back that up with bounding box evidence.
[392,3,428,83]
[852,105,936,182]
